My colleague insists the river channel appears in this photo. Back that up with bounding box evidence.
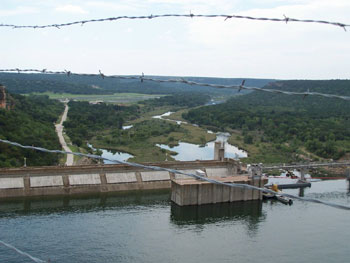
[153,112,247,161]
[1,179,349,262]
[96,111,247,163]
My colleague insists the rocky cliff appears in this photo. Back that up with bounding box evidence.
[0,85,14,110]
[0,85,6,109]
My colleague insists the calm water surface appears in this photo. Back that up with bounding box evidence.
[88,144,134,164]
[157,132,247,161]
[1,180,349,263]
[100,149,134,164]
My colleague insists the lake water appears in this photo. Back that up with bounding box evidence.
[88,144,134,164]
[152,111,187,125]
[94,112,247,163]
[1,180,349,263]
[122,125,133,130]
[152,112,247,161]
[157,132,247,161]
[100,149,134,164]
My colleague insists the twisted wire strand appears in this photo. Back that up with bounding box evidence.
[1,69,350,101]
[0,138,349,211]
[263,162,350,170]
[0,14,348,30]
[0,240,46,263]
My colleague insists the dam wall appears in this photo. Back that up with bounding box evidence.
[0,160,240,198]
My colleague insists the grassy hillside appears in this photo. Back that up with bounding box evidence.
[183,80,350,163]
[0,92,64,167]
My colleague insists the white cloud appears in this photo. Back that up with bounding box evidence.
[2,0,350,79]
[184,0,350,78]
[55,4,88,14]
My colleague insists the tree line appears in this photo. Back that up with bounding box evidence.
[183,80,350,161]
[0,93,64,167]
[64,101,140,147]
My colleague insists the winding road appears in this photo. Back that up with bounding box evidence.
[55,101,74,166]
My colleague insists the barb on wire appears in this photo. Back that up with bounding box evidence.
[0,13,349,30]
[1,68,350,101]
[0,138,350,211]
[0,240,46,263]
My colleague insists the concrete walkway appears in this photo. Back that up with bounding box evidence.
[55,101,74,166]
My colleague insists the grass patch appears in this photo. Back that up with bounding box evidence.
[90,118,216,163]
[26,92,165,104]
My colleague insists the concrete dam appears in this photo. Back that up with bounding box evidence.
[0,160,237,197]
[0,159,266,205]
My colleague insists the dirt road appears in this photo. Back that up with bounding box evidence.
[55,102,74,166]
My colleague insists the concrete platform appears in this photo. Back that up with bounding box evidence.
[171,175,267,206]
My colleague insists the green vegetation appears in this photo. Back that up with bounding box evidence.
[141,93,210,107]
[0,76,112,95]
[91,119,215,162]
[1,72,273,96]
[26,92,164,104]
[64,101,140,147]
[0,93,64,167]
[60,93,216,162]
[92,120,183,162]
[183,80,350,163]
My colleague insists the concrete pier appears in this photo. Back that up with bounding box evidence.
[171,175,267,206]
[214,141,225,161]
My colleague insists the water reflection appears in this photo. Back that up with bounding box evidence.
[170,201,265,236]
[152,111,187,125]
[0,190,170,218]
[122,125,133,130]
[157,138,247,161]
[88,143,134,163]
[100,148,134,164]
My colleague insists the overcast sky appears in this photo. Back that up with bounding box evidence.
[1,0,350,79]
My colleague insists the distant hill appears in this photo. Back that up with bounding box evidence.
[183,79,350,162]
[0,72,274,96]
[0,90,63,167]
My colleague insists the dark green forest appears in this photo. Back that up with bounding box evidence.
[183,80,350,161]
[97,119,184,147]
[64,101,140,147]
[0,72,273,96]
[64,93,211,147]
[0,93,63,167]
[0,75,114,95]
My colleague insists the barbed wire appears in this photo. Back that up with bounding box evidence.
[0,138,349,211]
[263,162,350,170]
[0,13,349,30]
[1,68,350,101]
[0,240,46,263]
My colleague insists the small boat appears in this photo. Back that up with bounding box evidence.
[263,184,293,205]
[275,194,293,205]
